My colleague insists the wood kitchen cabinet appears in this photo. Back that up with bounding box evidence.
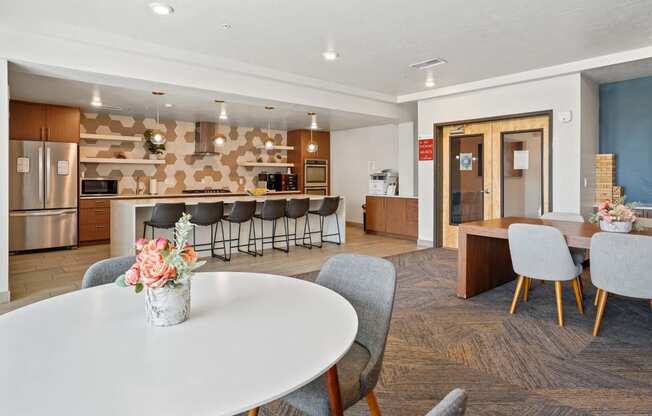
[79,198,111,243]
[287,129,330,193]
[365,195,418,240]
[9,100,80,142]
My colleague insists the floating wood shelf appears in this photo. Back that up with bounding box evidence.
[80,157,165,165]
[238,161,294,168]
[80,133,143,142]
[258,145,295,151]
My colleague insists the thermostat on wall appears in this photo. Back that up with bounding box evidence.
[558,111,572,123]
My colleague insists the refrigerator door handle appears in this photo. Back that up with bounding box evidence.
[10,209,77,217]
[38,145,44,203]
[45,146,51,204]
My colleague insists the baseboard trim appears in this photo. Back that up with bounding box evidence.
[417,239,434,247]
[0,290,10,304]
[346,221,364,229]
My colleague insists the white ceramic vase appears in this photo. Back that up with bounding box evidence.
[599,220,632,233]
[145,280,191,327]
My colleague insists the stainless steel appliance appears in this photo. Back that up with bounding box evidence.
[81,177,118,196]
[304,159,328,187]
[304,187,327,196]
[10,140,78,251]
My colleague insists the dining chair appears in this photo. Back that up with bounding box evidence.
[590,232,652,336]
[425,388,468,416]
[81,255,136,289]
[507,224,584,326]
[540,211,587,266]
[248,253,397,416]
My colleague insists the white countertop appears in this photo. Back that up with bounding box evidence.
[366,194,418,199]
[112,193,342,208]
[81,191,302,200]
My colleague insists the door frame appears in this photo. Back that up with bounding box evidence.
[433,110,553,248]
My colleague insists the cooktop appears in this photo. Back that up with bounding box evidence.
[182,188,232,194]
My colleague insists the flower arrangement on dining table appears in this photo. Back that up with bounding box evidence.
[589,197,643,231]
[115,212,206,293]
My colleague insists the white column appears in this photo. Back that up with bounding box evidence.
[0,58,9,303]
[397,121,416,196]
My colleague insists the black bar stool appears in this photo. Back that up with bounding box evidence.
[143,203,186,241]
[286,198,312,249]
[223,200,257,259]
[308,196,342,248]
[187,202,227,261]
[253,199,289,255]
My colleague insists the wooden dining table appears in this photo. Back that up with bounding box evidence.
[457,216,652,298]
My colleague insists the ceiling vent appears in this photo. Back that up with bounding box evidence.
[409,58,447,70]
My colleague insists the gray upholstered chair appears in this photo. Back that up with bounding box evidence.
[81,255,136,289]
[247,253,397,416]
[541,211,586,266]
[508,224,584,326]
[425,389,468,416]
[590,232,652,336]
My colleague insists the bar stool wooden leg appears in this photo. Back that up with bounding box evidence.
[509,276,525,314]
[571,277,584,314]
[523,277,530,302]
[593,290,608,336]
[247,408,259,416]
[326,365,343,416]
[554,281,564,327]
[594,288,602,307]
[365,390,382,416]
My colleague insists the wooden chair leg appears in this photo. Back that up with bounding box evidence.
[510,276,525,314]
[247,409,259,416]
[326,365,343,416]
[594,288,602,307]
[523,277,530,302]
[649,299,652,310]
[593,290,608,336]
[554,281,564,327]
[365,390,382,416]
[571,278,584,314]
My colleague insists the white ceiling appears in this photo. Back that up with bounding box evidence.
[585,57,652,84]
[8,68,398,131]
[2,0,652,97]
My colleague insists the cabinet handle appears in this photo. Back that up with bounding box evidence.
[95,225,106,229]
[95,209,105,214]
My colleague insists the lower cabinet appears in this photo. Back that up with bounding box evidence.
[79,199,111,243]
[365,196,418,239]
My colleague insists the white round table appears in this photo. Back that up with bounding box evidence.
[0,272,358,416]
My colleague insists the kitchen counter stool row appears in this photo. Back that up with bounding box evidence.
[142,197,342,260]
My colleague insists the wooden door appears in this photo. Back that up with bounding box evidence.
[9,101,46,140]
[366,196,387,232]
[45,105,80,142]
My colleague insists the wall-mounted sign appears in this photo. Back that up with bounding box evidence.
[459,153,473,171]
[418,138,434,161]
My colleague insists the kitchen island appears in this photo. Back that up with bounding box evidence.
[110,194,345,257]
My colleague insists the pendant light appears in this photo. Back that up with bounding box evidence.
[264,106,275,150]
[150,91,166,145]
[213,100,226,147]
[306,112,318,153]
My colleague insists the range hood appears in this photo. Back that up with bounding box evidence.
[193,122,220,155]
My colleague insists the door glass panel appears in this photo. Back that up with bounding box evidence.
[502,131,543,217]
[450,135,484,225]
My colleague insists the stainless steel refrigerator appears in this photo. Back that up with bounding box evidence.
[9,140,78,251]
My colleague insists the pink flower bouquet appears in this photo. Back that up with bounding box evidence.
[589,197,642,231]
[116,213,205,293]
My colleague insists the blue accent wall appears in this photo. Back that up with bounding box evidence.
[600,76,652,203]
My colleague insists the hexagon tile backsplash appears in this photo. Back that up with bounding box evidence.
[80,113,288,194]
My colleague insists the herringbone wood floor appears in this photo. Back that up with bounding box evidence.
[260,249,652,416]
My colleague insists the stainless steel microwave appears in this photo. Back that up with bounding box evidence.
[304,159,328,187]
[81,178,119,196]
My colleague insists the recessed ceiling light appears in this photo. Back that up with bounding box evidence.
[425,79,436,88]
[221,23,232,29]
[149,2,174,16]
[91,100,103,107]
[164,103,173,108]
[322,50,340,61]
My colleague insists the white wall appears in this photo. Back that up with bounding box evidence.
[331,124,400,224]
[417,73,583,243]
[580,75,599,219]
[397,121,416,196]
[0,58,9,303]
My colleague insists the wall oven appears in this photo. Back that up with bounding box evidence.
[304,159,328,187]
[304,187,328,196]
[81,178,119,196]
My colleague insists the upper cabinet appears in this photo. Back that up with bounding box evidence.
[9,100,80,143]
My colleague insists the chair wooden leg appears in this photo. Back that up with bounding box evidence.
[571,278,584,314]
[594,288,602,307]
[554,281,564,327]
[326,365,343,416]
[247,409,259,416]
[649,299,652,310]
[365,390,382,416]
[593,290,608,336]
[510,275,525,314]
[523,277,530,302]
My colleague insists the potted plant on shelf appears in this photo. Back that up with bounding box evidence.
[143,129,166,159]
[589,197,642,233]
[115,213,205,326]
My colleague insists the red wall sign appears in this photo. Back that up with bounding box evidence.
[418,138,434,161]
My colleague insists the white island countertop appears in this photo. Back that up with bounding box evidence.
[111,193,339,208]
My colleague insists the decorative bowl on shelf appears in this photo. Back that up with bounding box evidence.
[247,188,268,196]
